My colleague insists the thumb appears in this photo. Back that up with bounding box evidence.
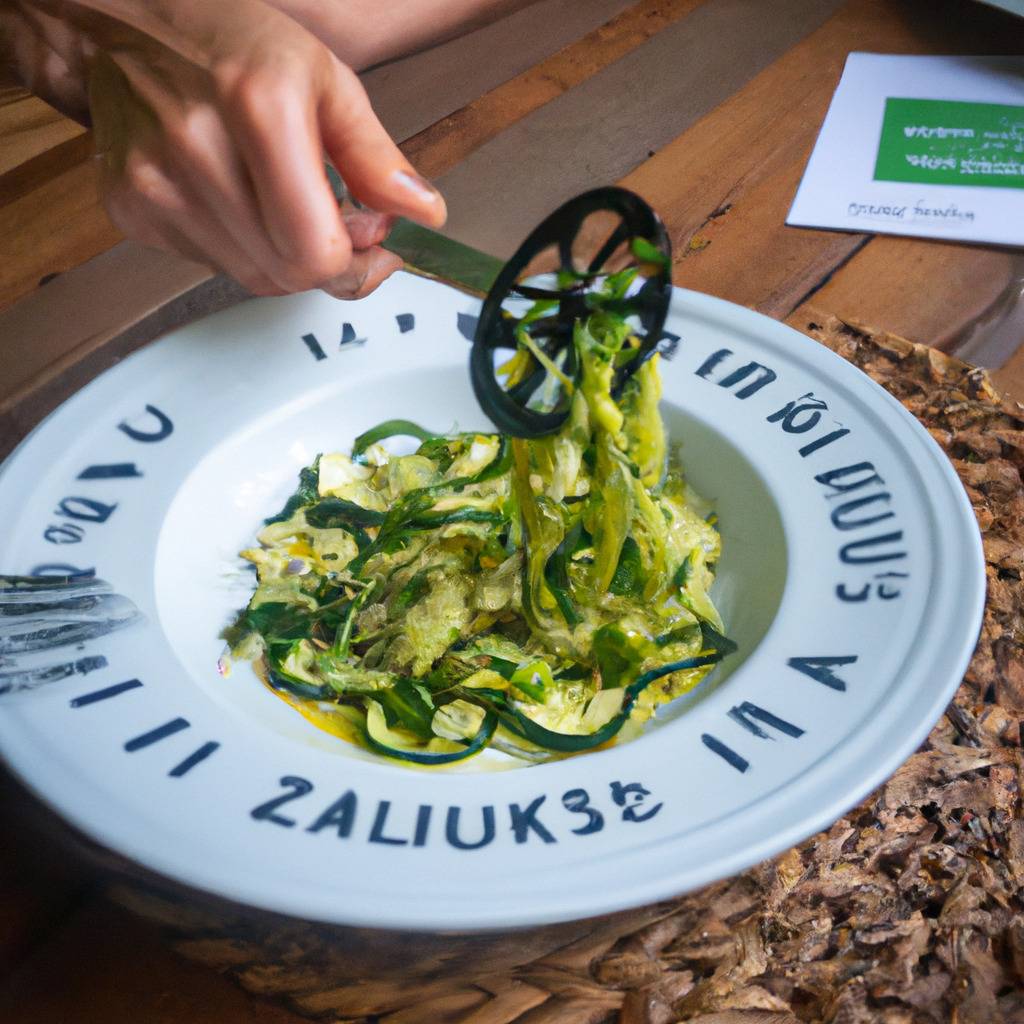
[320,64,446,229]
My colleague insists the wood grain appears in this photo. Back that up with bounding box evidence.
[0,1,644,315]
[0,85,84,179]
[0,243,246,460]
[0,0,690,443]
[436,0,848,257]
[0,130,93,207]
[402,0,708,180]
[0,153,121,311]
[621,0,1024,321]
[364,0,635,145]
[786,235,1019,351]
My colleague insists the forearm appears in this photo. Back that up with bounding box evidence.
[267,0,542,71]
[0,2,94,118]
[1,0,301,119]
[0,0,542,115]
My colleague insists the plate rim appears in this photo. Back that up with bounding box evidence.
[0,278,986,931]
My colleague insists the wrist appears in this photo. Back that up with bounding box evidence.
[260,0,380,70]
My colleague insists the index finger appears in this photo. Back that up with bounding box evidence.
[221,57,353,285]
[319,62,446,229]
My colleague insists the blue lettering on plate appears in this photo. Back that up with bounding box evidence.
[302,333,327,361]
[561,788,604,835]
[246,778,664,848]
[70,677,143,707]
[77,463,142,480]
[610,781,663,822]
[117,405,174,443]
[306,791,358,838]
[446,806,496,850]
[510,796,556,845]
[457,313,478,341]
[340,322,366,349]
[251,776,314,827]
[701,733,749,773]
[695,349,777,399]
[787,655,858,692]
[368,800,407,846]
[169,741,221,778]
[124,718,190,751]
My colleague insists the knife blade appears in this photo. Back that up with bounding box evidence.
[325,164,503,298]
[382,218,504,298]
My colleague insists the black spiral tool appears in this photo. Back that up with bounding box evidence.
[470,186,673,437]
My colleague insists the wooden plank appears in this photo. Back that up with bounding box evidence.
[0,0,631,192]
[435,0,848,257]
[0,131,94,206]
[669,164,867,319]
[786,235,1019,351]
[994,345,1024,404]
[0,158,121,311]
[2,242,207,403]
[0,243,246,460]
[0,85,84,178]
[619,0,1024,319]
[364,0,634,144]
[402,0,707,180]
[0,898,308,1024]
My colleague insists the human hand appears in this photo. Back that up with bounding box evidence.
[33,0,445,298]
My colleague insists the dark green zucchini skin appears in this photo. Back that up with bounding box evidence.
[364,710,498,765]
[457,636,730,755]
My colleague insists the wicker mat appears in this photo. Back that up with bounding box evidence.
[111,311,1024,1024]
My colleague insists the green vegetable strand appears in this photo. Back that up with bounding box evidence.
[229,268,735,767]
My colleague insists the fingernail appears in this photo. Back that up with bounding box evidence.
[393,169,444,207]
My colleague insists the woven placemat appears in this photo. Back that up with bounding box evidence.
[109,311,1024,1024]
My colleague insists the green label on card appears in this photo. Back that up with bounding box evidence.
[874,97,1024,190]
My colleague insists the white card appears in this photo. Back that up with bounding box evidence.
[787,53,1024,246]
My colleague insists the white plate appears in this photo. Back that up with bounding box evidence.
[0,273,984,931]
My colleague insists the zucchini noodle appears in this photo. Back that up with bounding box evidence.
[226,277,735,765]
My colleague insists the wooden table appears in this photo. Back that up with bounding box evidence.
[2,1,1024,1021]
